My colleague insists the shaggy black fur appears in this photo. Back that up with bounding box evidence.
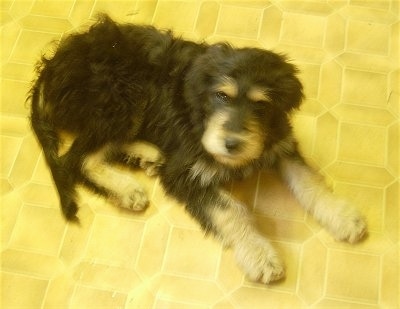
[29,15,303,228]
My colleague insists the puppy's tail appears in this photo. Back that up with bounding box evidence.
[29,79,79,222]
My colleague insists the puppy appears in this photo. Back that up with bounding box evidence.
[29,14,367,283]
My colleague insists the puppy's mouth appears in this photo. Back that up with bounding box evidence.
[212,152,252,167]
[206,142,263,167]
[201,113,265,167]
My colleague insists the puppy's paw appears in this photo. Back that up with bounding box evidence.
[118,188,149,211]
[138,153,165,176]
[327,200,367,243]
[234,237,285,284]
[122,142,165,176]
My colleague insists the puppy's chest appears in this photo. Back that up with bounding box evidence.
[189,159,254,187]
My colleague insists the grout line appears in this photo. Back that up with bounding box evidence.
[322,247,330,300]
[89,0,98,19]
[133,216,150,274]
[191,1,201,34]
[295,242,304,297]
[1,269,52,283]
[40,280,51,309]
[4,137,23,180]
[150,0,159,25]
[255,6,264,41]
[213,0,223,36]
[377,251,385,306]
[159,223,173,275]
[5,27,23,63]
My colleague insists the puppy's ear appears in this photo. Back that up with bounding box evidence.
[184,44,233,99]
[183,44,232,120]
[273,70,304,112]
[206,43,234,60]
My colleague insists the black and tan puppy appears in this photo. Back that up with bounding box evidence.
[30,14,366,283]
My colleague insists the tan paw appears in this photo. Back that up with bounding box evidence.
[234,237,285,284]
[122,141,165,176]
[328,201,367,243]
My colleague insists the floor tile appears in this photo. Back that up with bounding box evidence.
[153,1,200,31]
[1,136,22,176]
[1,272,48,309]
[216,4,262,39]
[347,20,390,55]
[1,80,31,115]
[135,214,171,278]
[195,1,219,38]
[69,285,127,309]
[298,237,327,305]
[338,123,386,165]
[230,286,306,309]
[42,273,76,309]
[1,192,23,247]
[30,0,75,18]
[2,249,65,278]
[10,204,66,255]
[342,69,388,108]
[10,30,62,64]
[326,251,380,303]
[19,15,73,33]
[153,274,224,306]
[163,227,221,279]
[281,13,325,47]
[84,215,145,267]
[72,261,142,292]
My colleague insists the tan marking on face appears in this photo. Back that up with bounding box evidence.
[247,87,271,103]
[214,77,238,98]
[201,111,265,167]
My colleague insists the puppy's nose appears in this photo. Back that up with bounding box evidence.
[225,137,241,153]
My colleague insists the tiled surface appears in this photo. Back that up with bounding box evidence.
[1,0,399,308]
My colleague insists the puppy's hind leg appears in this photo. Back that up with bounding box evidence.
[278,154,367,243]
[82,144,149,211]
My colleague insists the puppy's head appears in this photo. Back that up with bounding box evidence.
[185,44,303,167]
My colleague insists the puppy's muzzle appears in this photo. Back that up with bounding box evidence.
[224,136,242,153]
[202,112,265,167]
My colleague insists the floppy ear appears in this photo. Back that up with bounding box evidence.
[206,43,234,62]
[272,71,304,112]
[184,44,232,103]
[183,44,234,126]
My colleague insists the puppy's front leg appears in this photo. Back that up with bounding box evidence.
[208,190,284,284]
[278,154,367,243]
[161,162,284,283]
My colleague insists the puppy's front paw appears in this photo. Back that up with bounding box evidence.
[138,153,164,176]
[122,142,165,176]
[234,237,285,284]
[327,200,367,243]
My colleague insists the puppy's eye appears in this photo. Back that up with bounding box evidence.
[215,91,230,103]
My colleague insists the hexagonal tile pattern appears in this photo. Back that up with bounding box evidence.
[1,1,399,308]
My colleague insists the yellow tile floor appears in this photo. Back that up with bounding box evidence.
[1,1,399,308]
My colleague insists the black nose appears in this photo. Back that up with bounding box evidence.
[225,137,241,153]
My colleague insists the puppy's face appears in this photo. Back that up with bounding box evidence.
[201,76,267,167]
[185,44,303,167]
